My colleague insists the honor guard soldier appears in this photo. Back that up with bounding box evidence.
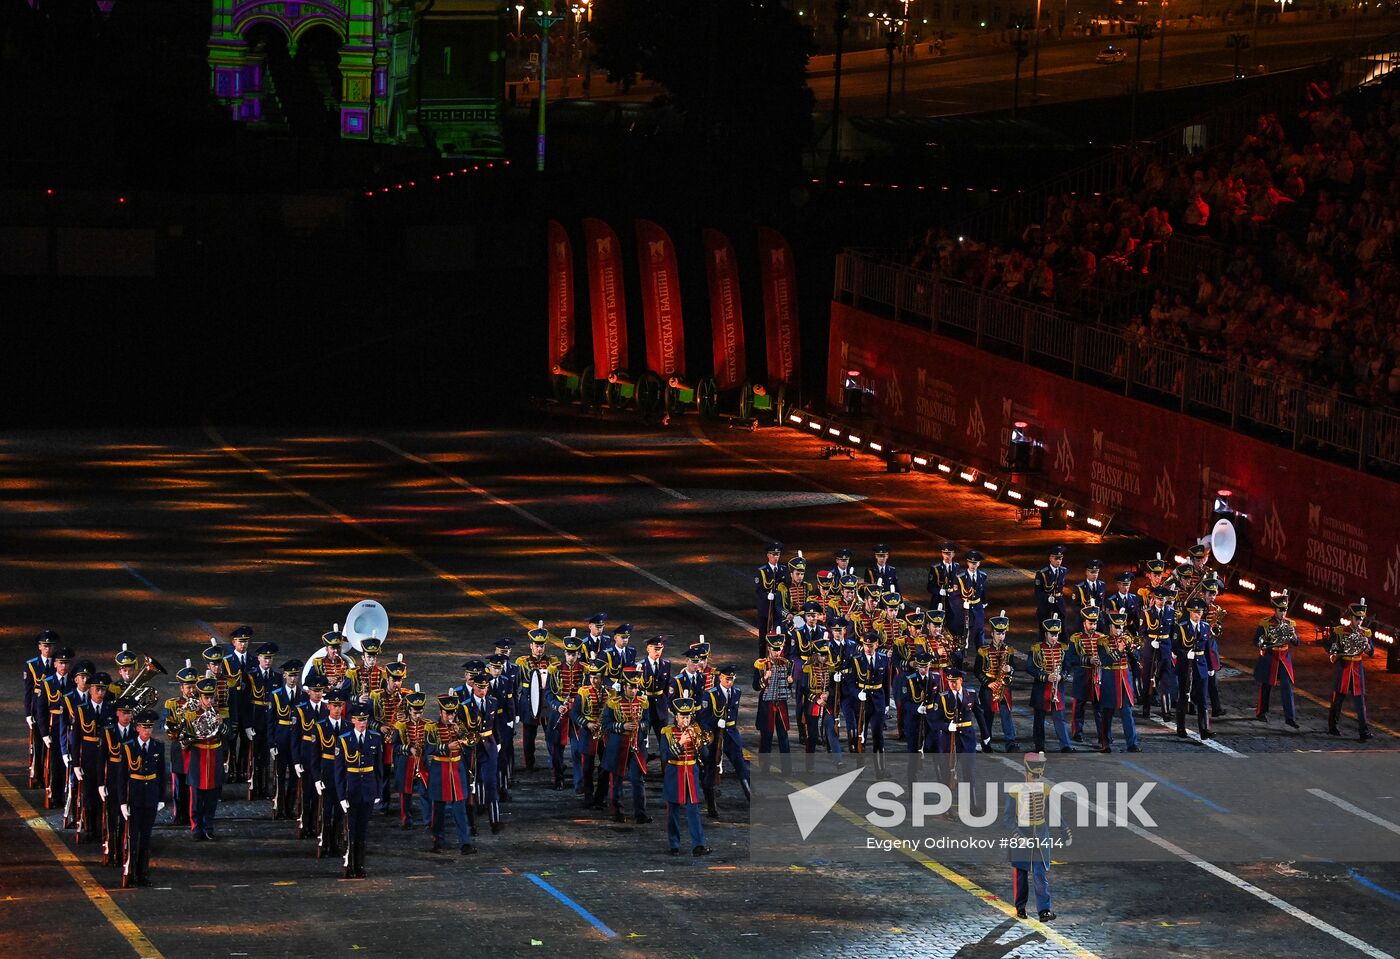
[755,542,788,639]
[1069,561,1107,636]
[670,644,709,704]
[928,543,964,637]
[1107,571,1144,637]
[425,695,474,854]
[1097,612,1140,752]
[1065,604,1104,745]
[1139,586,1176,720]
[267,659,303,819]
[1033,546,1068,626]
[293,674,329,840]
[900,650,942,753]
[393,687,432,828]
[661,699,710,857]
[337,702,384,878]
[1172,597,1216,741]
[164,664,198,828]
[372,659,409,810]
[35,646,74,810]
[803,638,845,769]
[865,543,900,594]
[639,636,671,751]
[1201,577,1228,717]
[463,668,504,833]
[348,637,387,706]
[779,553,810,622]
[601,667,650,823]
[59,660,95,829]
[485,654,517,799]
[832,547,857,584]
[583,613,609,662]
[516,626,559,771]
[701,664,751,818]
[23,630,58,790]
[753,634,794,772]
[569,661,609,808]
[118,711,166,888]
[937,670,980,799]
[1005,751,1064,922]
[547,635,587,790]
[186,677,229,840]
[224,626,255,785]
[1253,592,1300,728]
[790,604,826,743]
[1328,599,1375,741]
[242,641,279,800]
[310,627,353,698]
[101,700,138,865]
[843,633,892,759]
[601,624,637,680]
[1027,616,1072,753]
[976,612,1020,753]
[954,551,989,653]
[313,691,350,858]
[69,672,114,844]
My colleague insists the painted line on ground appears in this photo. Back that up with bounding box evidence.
[542,437,594,458]
[370,437,759,637]
[1307,788,1400,836]
[1348,868,1400,905]
[204,425,537,634]
[629,473,690,501]
[0,773,166,959]
[525,872,618,939]
[118,563,163,594]
[1142,714,1244,757]
[990,754,1395,959]
[1118,759,1230,813]
[730,523,774,543]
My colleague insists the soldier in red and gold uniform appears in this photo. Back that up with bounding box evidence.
[425,695,474,854]
[392,686,431,828]
[347,637,387,706]
[547,635,586,790]
[661,699,710,857]
[185,677,229,841]
[516,627,559,772]
[778,554,810,623]
[371,659,408,811]
[1328,599,1376,742]
[602,667,650,823]
[828,575,861,629]
[309,627,353,698]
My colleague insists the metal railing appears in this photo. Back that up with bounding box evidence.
[834,249,1400,476]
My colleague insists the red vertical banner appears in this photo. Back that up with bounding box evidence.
[757,227,800,388]
[581,217,628,377]
[634,219,686,378]
[546,220,574,373]
[702,228,747,391]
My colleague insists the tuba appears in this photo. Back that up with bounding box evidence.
[119,655,168,712]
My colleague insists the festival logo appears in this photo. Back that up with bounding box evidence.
[1152,467,1177,520]
[1384,544,1400,600]
[1053,430,1075,482]
[886,370,904,418]
[1092,428,1104,459]
[1260,500,1288,562]
[966,398,986,448]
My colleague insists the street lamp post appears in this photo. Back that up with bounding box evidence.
[569,1,585,96]
[872,12,905,117]
[514,3,525,78]
[1011,19,1029,118]
[530,9,565,172]
[899,0,912,96]
[829,0,851,171]
[1227,31,1249,79]
[1031,0,1042,99]
[1129,19,1154,144]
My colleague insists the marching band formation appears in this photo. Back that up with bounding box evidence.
[16,538,1379,907]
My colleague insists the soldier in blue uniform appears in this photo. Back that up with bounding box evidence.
[700,664,751,819]
[1171,597,1216,741]
[832,547,857,584]
[937,670,981,804]
[267,659,303,819]
[1068,560,1107,636]
[954,550,989,653]
[515,628,557,772]
[1026,617,1072,753]
[582,613,610,662]
[224,625,255,784]
[600,624,637,680]
[842,632,892,758]
[755,542,788,639]
[601,667,650,823]
[118,711,166,888]
[661,699,710,856]
[670,643,709,704]
[638,636,671,752]
[865,543,900,593]
[293,674,328,840]
[462,668,504,833]
[68,672,114,844]
[1328,599,1376,741]
[1033,546,1068,626]
[900,649,941,753]
[313,691,350,858]
[58,660,95,830]
[34,646,75,810]
[1252,593,1300,728]
[1097,612,1140,752]
[22,630,58,789]
[485,654,517,800]
[336,702,384,878]
[1139,586,1177,720]
[1106,571,1143,637]
[100,699,138,864]
[928,542,964,638]
[243,641,279,800]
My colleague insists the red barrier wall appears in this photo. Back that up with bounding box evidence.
[828,303,1400,622]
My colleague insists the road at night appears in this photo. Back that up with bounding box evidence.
[2,410,1398,958]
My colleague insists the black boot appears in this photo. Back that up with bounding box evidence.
[704,787,720,820]
[355,841,367,878]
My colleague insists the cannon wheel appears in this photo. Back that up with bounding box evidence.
[736,382,754,421]
[772,384,788,424]
[636,371,665,422]
[697,378,720,418]
[551,370,580,404]
[605,377,630,410]
[579,365,603,408]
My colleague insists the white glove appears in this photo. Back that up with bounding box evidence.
[611,683,621,692]
[26,716,34,729]
[340,799,350,812]
[121,804,130,819]
[963,601,972,610]
[295,764,304,775]
[858,691,867,702]
[832,671,843,683]
[939,588,947,596]
[62,753,71,766]
[270,747,278,759]
[1209,670,1216,677]
[74,767,84,781]
[917,705,927,715]
[1187,650,1197,660]
[767,592,775,601]
[717,719,728,729]
[947,722,958,732]
[496,742,502,753]
[315,780,325,795]
[157,802,165,812]
[373,797,381,806]
[42,736,51,747]
[245,728,257,741]
[1151,640,1159,649]
[99,786,108,801]
[508,720,516,729]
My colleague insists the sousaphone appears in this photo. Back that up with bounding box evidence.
[302,600,388,682]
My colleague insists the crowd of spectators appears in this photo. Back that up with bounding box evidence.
[907,80,1400,411]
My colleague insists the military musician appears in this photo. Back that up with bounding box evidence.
[601,667,650,823]
[661,699,710,857]
[392,687,432,828]
[546,635,587,791]
[753,633,794,771]
[802,638,845,769]
[1328,599,1375,741]
[516,627,559,772]
[975,612,1020,753]
[1026,616,1072,753]
[569,660,609,808]
[1097,611,1140,752]
[1065,604,1104,746]
[184,677,228,841]
[425,695,474,854]
[1252,592,1301,729]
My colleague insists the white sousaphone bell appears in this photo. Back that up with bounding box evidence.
[1202,517,1238,565]
[302,600,389,683]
